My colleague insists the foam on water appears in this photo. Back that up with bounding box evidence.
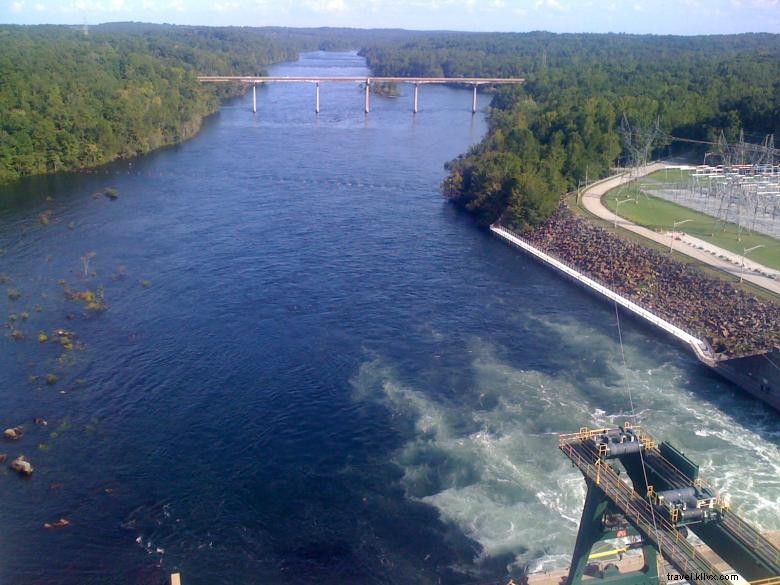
[352,351,595,571]
[352,311,780,573]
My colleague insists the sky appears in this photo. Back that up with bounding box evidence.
[1,0,779,35]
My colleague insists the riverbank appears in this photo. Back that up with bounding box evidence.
[507,204,779,359]
[0,25,378,187]
[491,202,780,411]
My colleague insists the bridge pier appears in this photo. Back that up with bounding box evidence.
[413,83,419,114]
[472,84,478,114]
[315,81,320,114]
[364,79,370,113]
[252,83,257,114]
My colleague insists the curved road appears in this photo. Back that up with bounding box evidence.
[580,163,780,296]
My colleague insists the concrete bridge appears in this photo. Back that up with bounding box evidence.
[197,76,525,114]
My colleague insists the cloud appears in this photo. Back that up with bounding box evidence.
[534,0,569,11]
[214,0,240,11]
[138,0,184,12]
[54,0,131,12]
[11,1,25,12]
[304,0,347,13]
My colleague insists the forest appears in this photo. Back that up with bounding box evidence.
[0,24,413,184]
[362,32,780,228]
[1,25,779,234]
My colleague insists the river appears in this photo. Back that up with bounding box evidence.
[1,51,778,585]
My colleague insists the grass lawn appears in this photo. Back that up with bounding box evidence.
[603,187,780,271]
[639,168,692,186]
[565,192,779,301]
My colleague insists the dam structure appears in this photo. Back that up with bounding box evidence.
[490,224,780,412]
[197,75,525,114]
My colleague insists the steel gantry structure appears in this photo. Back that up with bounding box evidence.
[559,425,780,585]
[197,76,525,114]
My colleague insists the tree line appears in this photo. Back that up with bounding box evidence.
[361,32,780,229]
[2,24,778,231]
[0,23,413,184]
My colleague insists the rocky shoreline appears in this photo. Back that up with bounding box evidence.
[516,205,780,359]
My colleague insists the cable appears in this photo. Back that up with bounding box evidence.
[613,302,666,582]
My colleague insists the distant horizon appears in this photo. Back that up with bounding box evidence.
[4,20,780,37]
[2,0,779,36]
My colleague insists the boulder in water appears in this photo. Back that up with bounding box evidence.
[3,426,24,440]
[44,518,70,529]
[10,455,33,475]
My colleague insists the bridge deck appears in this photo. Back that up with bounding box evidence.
[198,76,525,85]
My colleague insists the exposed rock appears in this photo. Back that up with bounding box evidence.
[0,454,6,463]
[10,455,33,475]
[44,518,71,529]
[519,204,780,358]
[3,426,24,441]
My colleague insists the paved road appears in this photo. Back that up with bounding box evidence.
[580,163,780,296]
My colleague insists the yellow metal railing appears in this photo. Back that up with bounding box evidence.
[560,441,723,581]
[561,427,725,508]
[561,426,780,577]
[751,577,780,585]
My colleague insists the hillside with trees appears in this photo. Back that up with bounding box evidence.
[0,24,397,184]
[2,25,778,234]
[362,32,780,229]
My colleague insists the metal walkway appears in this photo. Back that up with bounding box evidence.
[560,434,722,582]
[560,426,780,584]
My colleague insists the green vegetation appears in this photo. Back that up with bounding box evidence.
[65,287,107,312]
[603,187,780,270]
[370,81,401,97]
[0,24,455,185]
[364,32,780,229]
[0,24,369,184]
[2,25,779,231]
[639,169,692,186]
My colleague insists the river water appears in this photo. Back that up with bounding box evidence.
[1,52,778,585]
